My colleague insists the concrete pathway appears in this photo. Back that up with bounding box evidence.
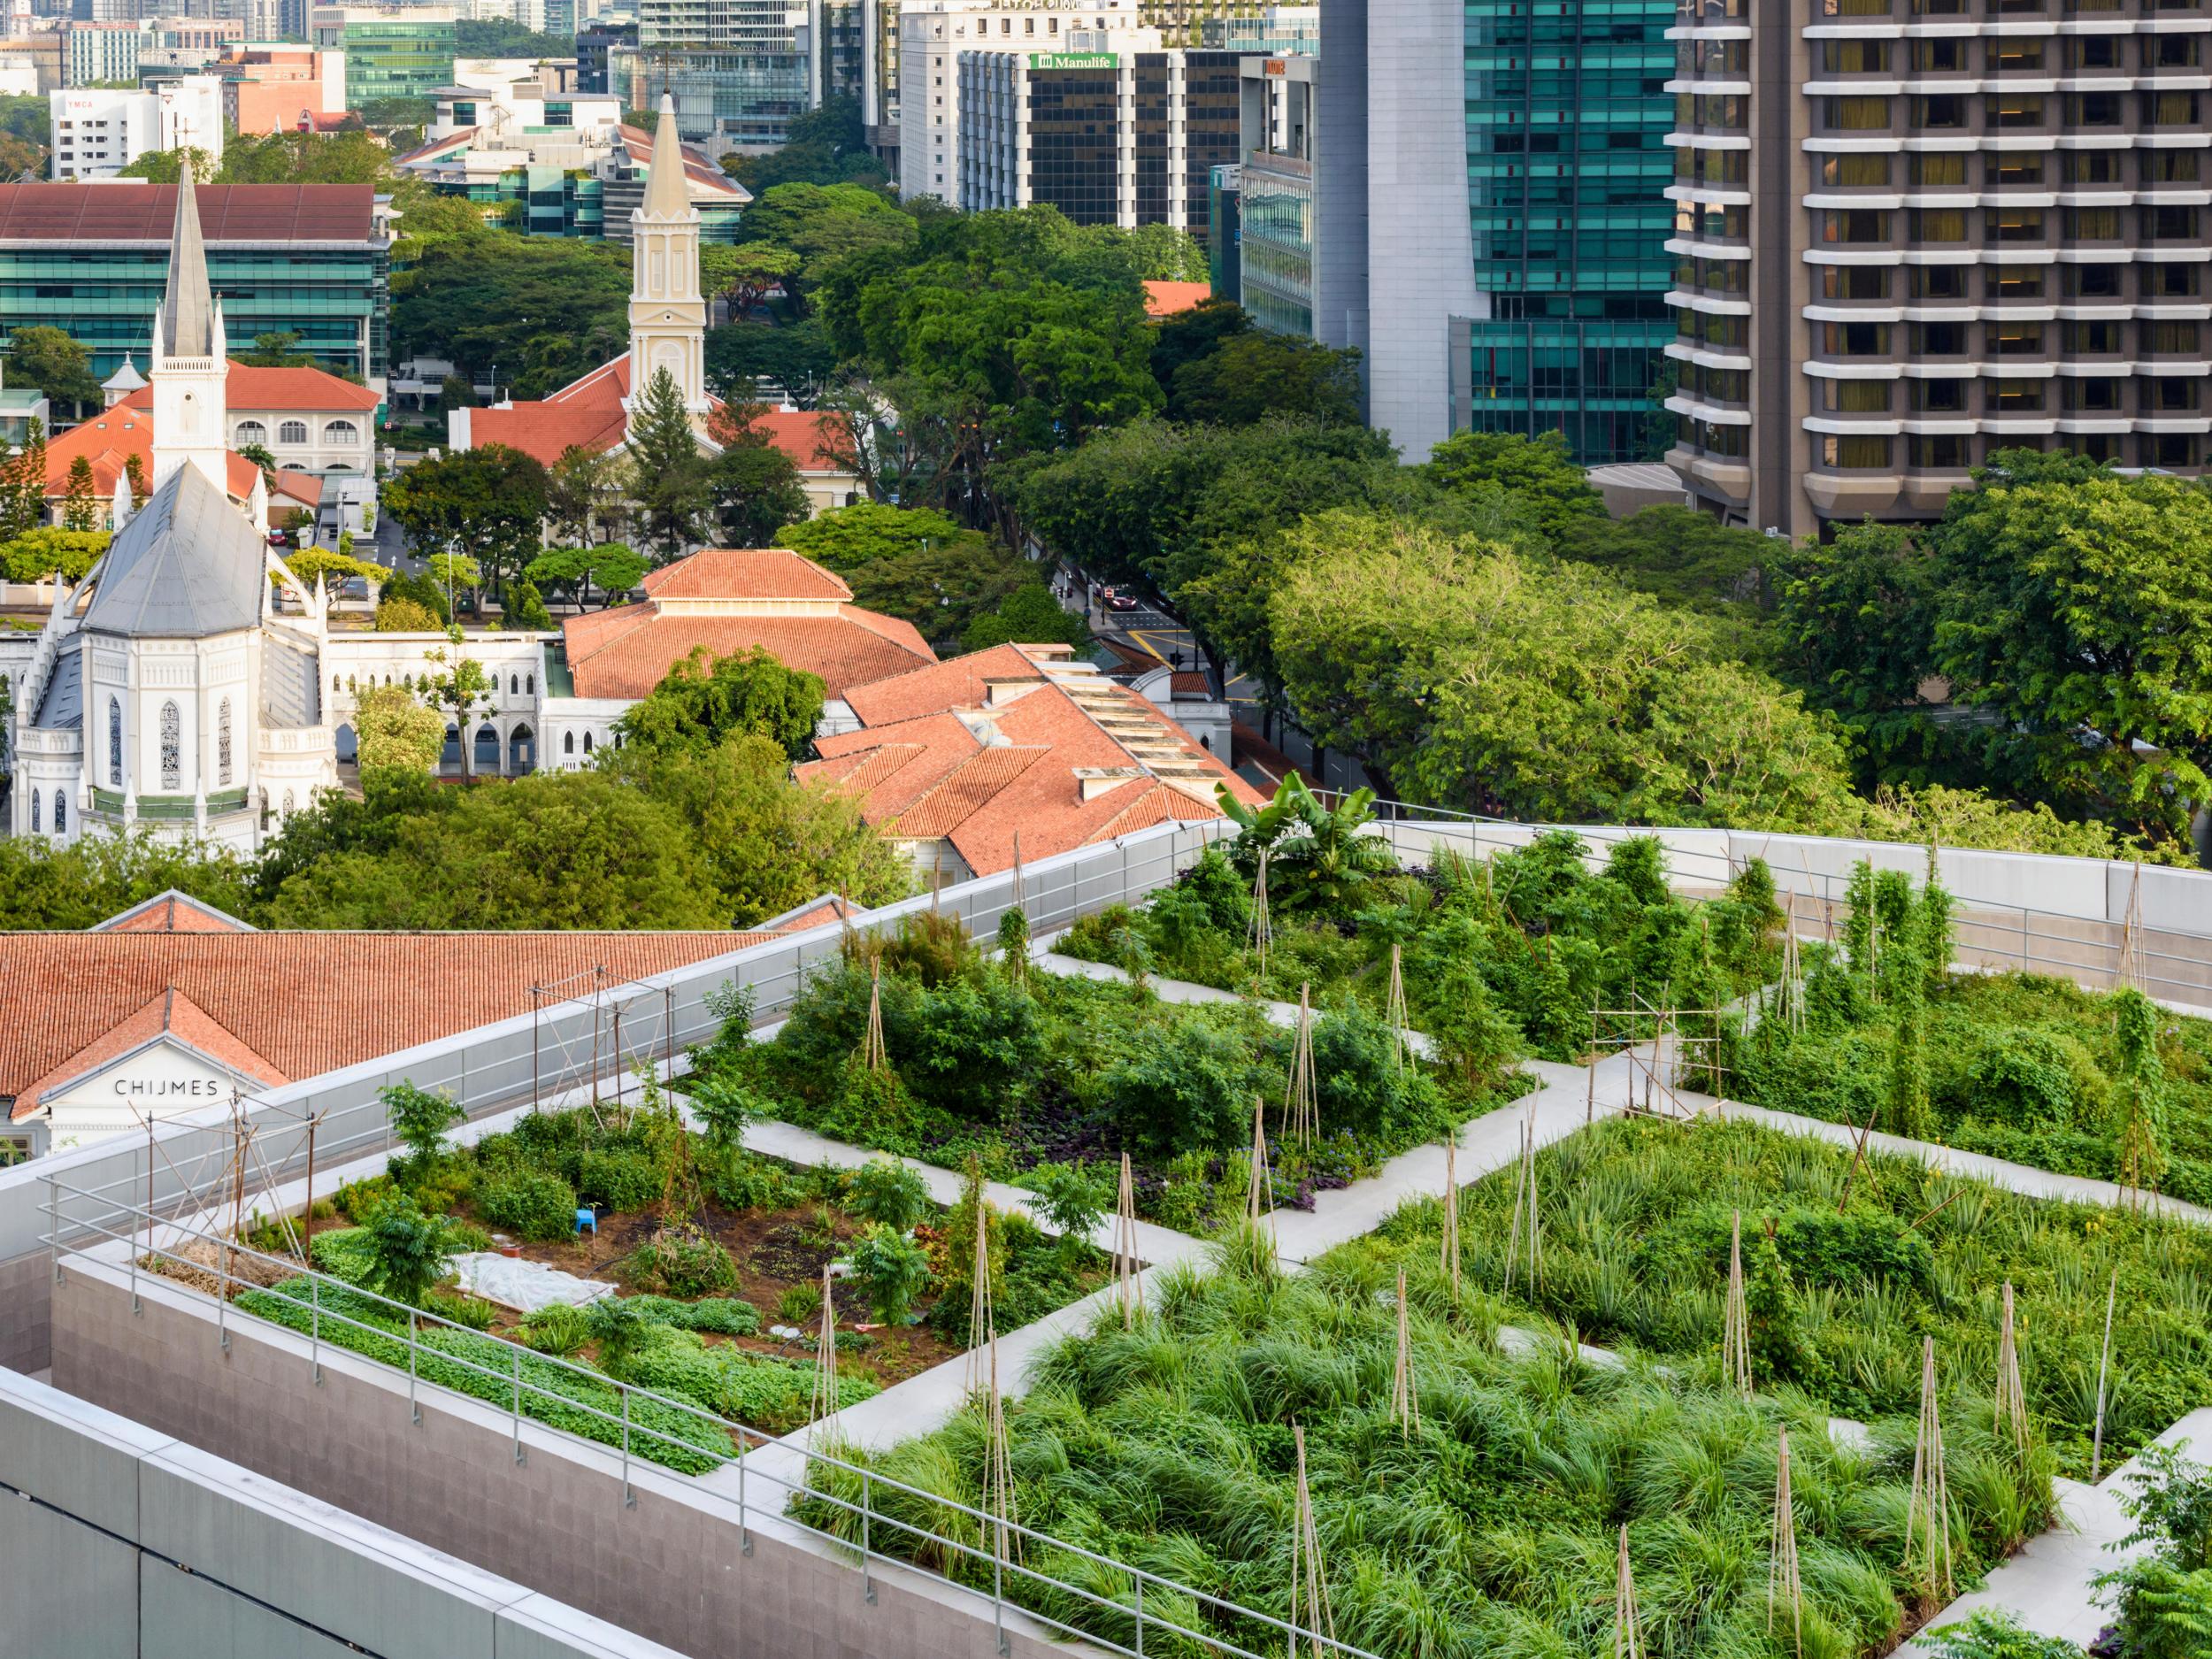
[1031,949,1436,1058]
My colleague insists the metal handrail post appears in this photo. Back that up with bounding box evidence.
[1133,1574,1144,1656]
[47,1175,59,1285]
[621,1387,634,1507]
[861,1470,875,1604]
[737,1428,750,1553]
[310,1275,322,1384]
[511,1345,525,1463]
[409,1307,420,1424]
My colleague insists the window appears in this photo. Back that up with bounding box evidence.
[1913,95,1967,127]
[2147,434,2201,470]
[2064,319,2124,352]
[2065,378,2124,412]
[1909,434,1970,468]
[1987,380,2047,411]
[2148,91,2200,127]
[1822,265,1891,300]
[1820,434,1893,468]
[1822,321,1891,356]
[2065,265,2124,300]
[1825,96,1892,130]
[1822,41,1888,72]
[107,696,120,786]
[2146,151,2201,185]
[2147,205,2200,242]
[1910,265,1970,301]
[1914,321,1970,354]
[2150,33,2203,66]
[1987,40,2043,71]
[1911,380,1970,412]
[526,673,534,695]
[52,791,63,834]
[1820,154,1891,187]
[2149,320,2203,354]
[582,731,594,754]
[2064,152,2121,186]
[1820,210,1890,243]
[218,697,231,786]
[1987,153,2043,188]
[283,789,295,815]
[322,420,358,443]
[1990,322,2046,356]
[1985,209,2045,242]
[510,673,518,695]
[1823,0,1889,12]
[1909,38,1962,71]
[1914,209,1969,242]
[159,699,180,790]
[28,789,37,833]
[564,731,575,755]
[278,420,309,445]
[2067,36,2121,71]
[235,419,267,446]
[1693,420,1750,457]
[1826,379,1892,412]
[2067,92,2122,125]
[1987,95,2046,127]
[1989,266,2044,300]
[2147,264,2202,299]
[2150,379,2201,411]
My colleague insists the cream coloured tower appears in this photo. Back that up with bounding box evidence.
[624,94,710,435]
[147,173,232,496]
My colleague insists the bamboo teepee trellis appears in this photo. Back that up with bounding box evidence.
[1283,984,1319,1148]
[983,1327,1020,1568]
[1613,1525,1645,1659]
[1722,1210,1753,1397]
[1440,1138,1462,1297]
[1248,849,1273,989]
[1286,1424,1335,1659]
[1386,943,1410,1074]
[1114,1150,1143,1328]
[1994,1280,2029,1454]
[860,959,887,1072]
[1768,1427,1804,1658]
[965,1200,995,1395]
[1502,1109,1541,1298]
[1248,1094,1275,1240]
[808,1263,841,1451]
[1903,1336,1955,1602]
[1390,1268,1418,1437]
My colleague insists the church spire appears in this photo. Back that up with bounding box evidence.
[160,168,216,362]
[626,92,708,433]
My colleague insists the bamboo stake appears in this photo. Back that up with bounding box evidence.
[1722,1210,1752,1397]
[1386,943,1409,1074]
[1390,1267,1417,1438]
[861,959,887,1072]
[1502,1110,1541,1298]
[1286,1424,1335,1659]
[1440,1137,1461,1298]
[1284,983,1318,1148]
[808,1263,840,1451]
[1994,1280,2028,1454]
[1903,1335,1955,1602]
[1248,848,1272,991]
[1247,1094,1274,1242]
[1768,1427,1804,1658]
[1614,1525,1645,1659]
[1835,1094,1883,1214]
[1114,1151,1143,1328]
[985,1325,1019,1567]
[2092,1267,2119,1482]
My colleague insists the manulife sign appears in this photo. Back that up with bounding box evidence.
[1029,50,1117,68]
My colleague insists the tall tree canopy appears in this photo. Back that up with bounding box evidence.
[613,644,826,759]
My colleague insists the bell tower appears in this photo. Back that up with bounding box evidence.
[624,94,708,435]
[148,165,230,495]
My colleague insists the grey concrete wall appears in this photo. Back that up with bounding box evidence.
[47,1256,1099,1659]
[0,1363,698,1659]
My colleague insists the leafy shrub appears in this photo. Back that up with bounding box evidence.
[424,1288,498,1330]
[696,1142,799,1211]
[847,1158,932,1233]
[873,910,973,987]
[621,1325,876,1432]
[334,1174,395,1224]
[1102,1014,1277,1157]
[675,1296,761,1337]
[309,1225,376,1285]
[1921,1611,2098,1658]
[778,1282,822,1326]
[849,1222,931,1325]
[357,1198,455,1307]
[585,1295,656,1374]
[688,1071,770,1148]
[626,1225,739,1297]
[1023,1162,1106,1248]
[519,1302,592,1355]
[575,1148,663,1214]
[383,1080,465,1169]
[476,1170,580,1242]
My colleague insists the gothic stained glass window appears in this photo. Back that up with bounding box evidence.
[159,700,180,790]
[218,698,233,786]
[28,789,38,833]
[108,697,121,786]
[52,791,64,834]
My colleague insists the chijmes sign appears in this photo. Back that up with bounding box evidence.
[1030,50,1118,68]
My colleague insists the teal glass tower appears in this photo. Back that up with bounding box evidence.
[1459,0,1675,465]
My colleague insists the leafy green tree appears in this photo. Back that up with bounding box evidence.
[545,444,625,547]
[282,547,384,593]
[1024,1163,1106,1263]
[1925,465,2212,848]
[720,96,888,193]
[60,457,96,532]
[237,442,279,481]
[775,499,1031,641]
[1557,503,1776,620]
[699,242,803,319]
[1771,519,1939,762]
[381,444,551,603]
[382,1079,464,1169]
[734,181,916,305]
[625,366,712,563]
[238,331,313,367]
[454,16,574,54]
[393,236,630,398]
[0,526,106,582]
[8,326,100,421]
[597,733,912,924]
[848,1158,932,1233]
[353,682,447,776]
[0,827,260,929]
[1267,513,1858,827]
[0,417,48,538]
[357,1197,455,1307]
[1167,330,1363,427]
[775,499,963,569]
[585,1295,654,1374]
[705,317,836,404]
[706,398,811,546]
[419,626,496,780]
[849,1222,930,1325]
[503,579,553,630]
[1425,428,1604,544]
[374,594,442,632]
[1215,774,1394,914]
[612,644,826,759]
[959,581,1089,653]
[1149,295,1253,391]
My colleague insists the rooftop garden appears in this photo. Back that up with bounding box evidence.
[689,902,1519,1233]
[797,1229,2055,1659]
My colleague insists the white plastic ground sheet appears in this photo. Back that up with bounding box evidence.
[450,1252,618,1314]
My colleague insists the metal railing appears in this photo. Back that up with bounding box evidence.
[43,1172,1378,1659]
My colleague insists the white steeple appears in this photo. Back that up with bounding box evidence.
[624,94,708,437]
[149,166,230,495]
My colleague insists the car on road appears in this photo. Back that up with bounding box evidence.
[266,529,289,547]
[1105,591,1141,612]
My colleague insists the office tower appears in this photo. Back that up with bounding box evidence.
[1666,0,2212,537]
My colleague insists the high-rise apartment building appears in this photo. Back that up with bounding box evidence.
[1665,0,2212,537]
[311,4,457,103]
[617,0,817,150]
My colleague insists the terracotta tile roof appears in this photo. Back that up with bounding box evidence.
[759,894,863,933]
[641,548,850,603]
[0,183,378,244]
[92,891,256,933]
[1,931,772,1122]
[42,410,264,506]
[563,613,933,701]
[1169,671,1210,695]
[118,362,381,414]
[890,745,1049,838]
[748,408,848,473]
[613,123,750,202]
[840,644,1045,727]
[269,470,324,509]
[800,710,979,818]
[13,987,291,1118]
[1143,280,1212,319]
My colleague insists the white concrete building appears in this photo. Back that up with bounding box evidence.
[48,76,222,181]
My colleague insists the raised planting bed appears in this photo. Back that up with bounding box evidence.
[688,909,1516,1236]
[1056,831,1786,1069]
[186,1084,1116,1471]
[794,1237,2054,1659]
[1349,1113,2212,1476]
